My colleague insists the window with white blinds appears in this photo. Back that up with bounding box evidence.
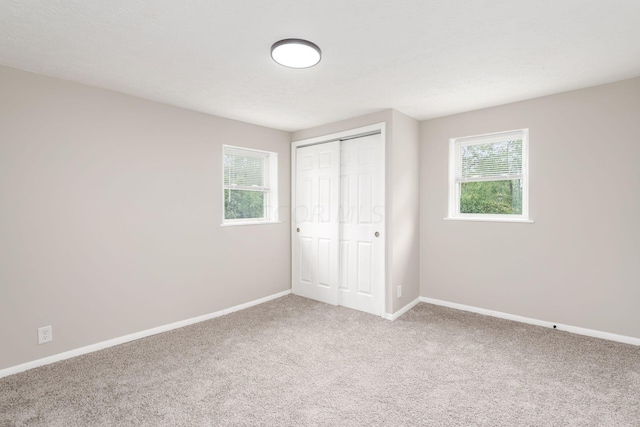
[222,146,278,225]
[448,129,530,222]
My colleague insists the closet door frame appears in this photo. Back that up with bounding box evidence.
[291,122,387,318]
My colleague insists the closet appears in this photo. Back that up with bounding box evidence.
[292,125,385,316]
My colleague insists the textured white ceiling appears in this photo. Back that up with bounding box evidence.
[1,0,640,131]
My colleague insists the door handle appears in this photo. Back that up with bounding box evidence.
[297,228,300,233]
[375,231,380,237]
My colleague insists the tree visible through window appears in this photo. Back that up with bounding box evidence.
[449,130,529,221]
[223,146,278,224]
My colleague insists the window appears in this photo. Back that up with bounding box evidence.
[448,129,530,222]
[223,145,278,225]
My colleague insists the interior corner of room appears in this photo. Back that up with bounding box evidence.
[0,0,640,427]
[1,7,640,423]
[3,65,639,378]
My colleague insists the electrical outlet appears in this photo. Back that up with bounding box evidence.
[38,325,53,344]
[397,285,402,298]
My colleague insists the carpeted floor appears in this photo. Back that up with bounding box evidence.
[1,295,639,426]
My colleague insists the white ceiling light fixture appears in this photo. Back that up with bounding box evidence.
[271,39,321,69]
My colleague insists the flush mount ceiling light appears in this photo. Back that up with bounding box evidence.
[271,39,321,69]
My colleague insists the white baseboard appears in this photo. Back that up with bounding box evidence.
[0,289,292,379]
[420,296,640,346]
[383,297,421,321]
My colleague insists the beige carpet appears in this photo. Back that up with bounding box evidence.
[1,295,639,426]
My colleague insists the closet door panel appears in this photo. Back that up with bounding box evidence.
[292,142,340,305]
[338,134,384,315]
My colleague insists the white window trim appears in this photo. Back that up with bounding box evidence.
[220,220,281,227]
[446,129,532,223]
[221,145,279,226]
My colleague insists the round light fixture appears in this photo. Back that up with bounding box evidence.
[271,39,321,69]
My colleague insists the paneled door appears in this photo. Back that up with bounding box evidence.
[338,134,384,315]
[292,131,384,316]
[292,141,340,305]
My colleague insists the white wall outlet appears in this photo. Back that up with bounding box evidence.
[38,325,53,344]
[397,285,402,298]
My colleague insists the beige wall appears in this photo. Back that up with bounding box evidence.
[292,109,420,314]
[420,77,640,338]
[5,62,634,373]
[0,66,291,370]
[390,110,420,312]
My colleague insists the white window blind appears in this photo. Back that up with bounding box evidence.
[223,147,270,191]
[456,131,524,183]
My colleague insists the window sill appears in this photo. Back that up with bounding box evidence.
[444,217,534,223]
[220,220,281,227]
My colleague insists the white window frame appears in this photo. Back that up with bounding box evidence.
[221,145,279,226]
[447,129,532,223]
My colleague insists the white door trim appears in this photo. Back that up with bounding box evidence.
[291,123,387,318]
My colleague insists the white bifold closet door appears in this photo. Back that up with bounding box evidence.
[293,133,383,316]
